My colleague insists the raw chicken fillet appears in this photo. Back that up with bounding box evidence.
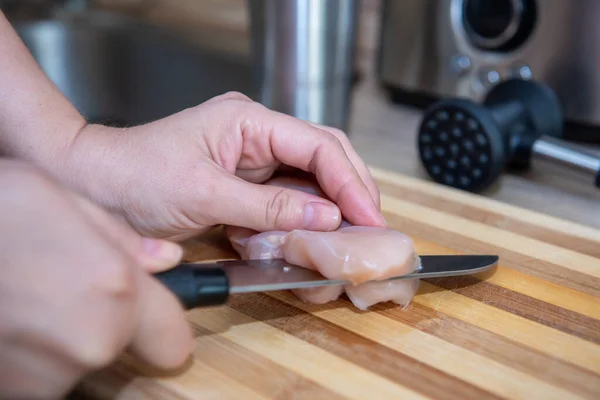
[225,177,421,310]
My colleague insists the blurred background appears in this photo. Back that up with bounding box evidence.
[1,0,599,227]
[0,0,378,129]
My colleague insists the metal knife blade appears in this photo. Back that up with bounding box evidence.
[153,255,498,309]
[218,255,499,294]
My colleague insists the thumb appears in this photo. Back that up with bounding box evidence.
[208,173,342,232]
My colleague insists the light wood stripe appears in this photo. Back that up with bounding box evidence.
[385,209,600,298]
[188,307,429,400]
[151,360,268,400]
[105,353,269,400]
[254,292,600,399]
[229,293,503,400]
[378,303,600,399]
[425,275,600,344]
[414,240,600,320]
[381,194,600,278]
[189,324,346,400]
[484,267,600,319]
[415,281,600,373]
[232,292,600,399]
[269,291,585,400]
[371,167,600,242]
[377,180,600,258]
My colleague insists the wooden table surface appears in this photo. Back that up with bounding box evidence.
[75,167,600,400]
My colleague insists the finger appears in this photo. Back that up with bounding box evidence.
[306,122,381,210]
[69,193,183,272]
[205,169,342,232]
[128,271,195,370]
[238,104,386,227]
[235,165,279,183]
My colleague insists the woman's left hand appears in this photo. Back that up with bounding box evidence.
[55,92,385,241]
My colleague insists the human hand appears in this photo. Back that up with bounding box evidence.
[55,92,385,241]
[0,160,194,399]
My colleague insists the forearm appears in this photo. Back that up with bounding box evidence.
[0,11,86,171]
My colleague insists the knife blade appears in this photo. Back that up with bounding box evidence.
[153,255,498,310]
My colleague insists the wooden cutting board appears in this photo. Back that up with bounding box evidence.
[74,167,600,400]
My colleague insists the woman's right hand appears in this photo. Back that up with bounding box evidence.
[0,160,194,399]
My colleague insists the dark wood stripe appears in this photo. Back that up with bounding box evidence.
[375,301,600,399]
[423,275,600,344]
[378,181,600,258]
[385,213,600,298]
[181,226,237,262]
[228,293,504,400]
[188,323,345,400]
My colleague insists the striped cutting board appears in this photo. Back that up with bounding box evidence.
[75,167,600,400]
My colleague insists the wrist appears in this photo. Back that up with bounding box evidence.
[53,124,128,215]
[0,115,86,172]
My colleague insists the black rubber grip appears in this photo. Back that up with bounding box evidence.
[153,263,229,309]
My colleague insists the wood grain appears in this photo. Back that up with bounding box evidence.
[74,168,600,400]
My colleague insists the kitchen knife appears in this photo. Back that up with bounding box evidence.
[153,255,498,310]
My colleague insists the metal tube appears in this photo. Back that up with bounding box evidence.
[248,0,359,131]
[532,136,600,178]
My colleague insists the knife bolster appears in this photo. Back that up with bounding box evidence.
[154,264,230,309]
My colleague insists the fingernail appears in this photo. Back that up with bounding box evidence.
[143,238,183,265]
[303,202,340,230]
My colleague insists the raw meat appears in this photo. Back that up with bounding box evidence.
[225,176,421,310]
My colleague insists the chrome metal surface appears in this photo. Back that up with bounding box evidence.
[532,136,600,176]
[218,255,499,294]
[248,0,359,131]
[11,10,254,126]
[377,0,600,132]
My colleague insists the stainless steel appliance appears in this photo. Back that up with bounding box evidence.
[248,0,359,131]
[377,0,600,143]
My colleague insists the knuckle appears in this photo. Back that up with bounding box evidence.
[92,255,137,301]
[323,132,344,150]
[325,126,347,141]
[311,123,349,144]
[265,189,298,229]
[218,91,253,103]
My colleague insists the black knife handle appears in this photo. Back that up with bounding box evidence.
[153,263,229,309]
